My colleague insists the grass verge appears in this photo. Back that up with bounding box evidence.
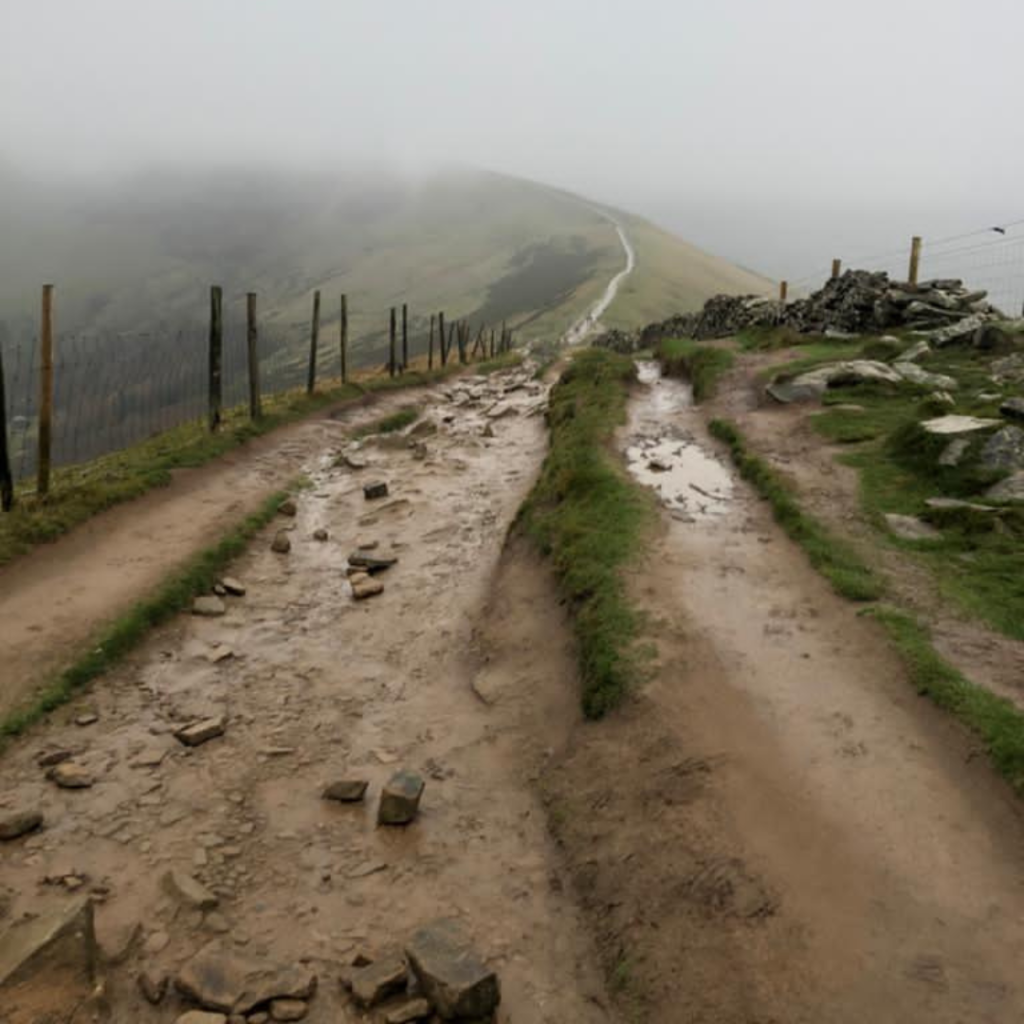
[0,488,289,746]
[867,606,1024,793]
[656,337,735,402]
[518,348,653,717]
[709,418,884,601]
[352,405,421,438]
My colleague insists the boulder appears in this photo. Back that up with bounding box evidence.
[0,810,43,841]
[929,314,987,347]
[378,770,425,825]
[767,360,903,404]
[405,919,500,1020]
[979,426,1024,472]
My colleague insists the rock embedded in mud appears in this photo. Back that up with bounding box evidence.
[75,712,99,726]
[349,956,409,1008]
[405,918,501,1020]
[271,531,292,554]
[48,762,94,789]
[384,997,432,1023]
[139,967,169,1004]
[269,998,308,1021]
[175,715,227,747]
[364,480,389,500]
[321,779,369,803]
[278,499,298,517]
[0,810,43,841]
[193,596,227,617]
[37,747,73,768]
[312,528,329,541]
[352,578,385,601]
[164,870,219,911]
[220,577,247,596]
[378,770,425,825]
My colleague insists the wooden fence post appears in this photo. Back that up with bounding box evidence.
[37,283,54,495]
[500,320,507,354]
[0,336,12,511]
[458,321,468,365]
[246,292,262,420]
[472,324,485,358]
[209,285,223,432]
[779,280,789,303]
[340,294,348,383]
[401,303,408,372]
[428,313,435,370]
[908,236,922,286]
[831,259,842,280]
[388,307,396,377]
[439,312,448,366]
[489,328,495,359]
[307,289,321,394]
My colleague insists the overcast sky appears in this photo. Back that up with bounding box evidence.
[2,0,1021,278]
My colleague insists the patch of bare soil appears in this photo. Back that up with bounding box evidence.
[541,364,1024,1023]
[0,368,615,1023]
[708,349,1024,707]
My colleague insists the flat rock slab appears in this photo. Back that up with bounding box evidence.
[378,770,425,825]
[363,481,390,500]
[164,870,219,910]
[176,944,317,1014]
[405,918,500,1020]
[322,780,369,803]
[48,762,94,789]
[220,577,247,596]
[175,716,226,747]
[0,810,43,841]
[347,552,398,574]
[884,513,941,541]
[193,596,227,617]
[920,414,1001,435]
[0,897,96,989]
[925,497,998,512]
[350,956,408,1008]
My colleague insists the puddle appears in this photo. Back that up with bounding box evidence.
[625,361,734,520]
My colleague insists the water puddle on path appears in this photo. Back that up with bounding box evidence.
[625,361,734,521]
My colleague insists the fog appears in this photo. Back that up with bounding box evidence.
[2,0,1021,279]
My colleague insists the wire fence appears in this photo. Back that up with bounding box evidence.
[789,220,1024,317]
[0,295,509,490]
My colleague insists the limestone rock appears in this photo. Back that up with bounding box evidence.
[405,918,500,1020]
[139,967,169,1004]
[48,762,94,789]
[321,780,369,803]
[193,596,227,617]
[164,870,219,911]
[175,716,226,747]
[271,532,292,554]
[980,426,1024,472]
[270,998,308,1021]
[884,513,941,541]
[901,340,930,361]
[920,415,1001,436]
[378,770,425,825]
[363,481,389,500]
[938,438,970,467]
[986,470,1024,502]
[0,810,43,841]
[892,362,958,390]
[929,314,987,347]
[220,577,247,596]
[349,956,408,1008]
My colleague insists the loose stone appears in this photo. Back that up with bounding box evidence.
[378,770,425,825]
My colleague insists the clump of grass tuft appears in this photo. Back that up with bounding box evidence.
[709,418,883,601]
[0,488,290,745]
[352,405,421,438]
[868,606,1024,793]
[656,338,734,402]
[519,348,653,718]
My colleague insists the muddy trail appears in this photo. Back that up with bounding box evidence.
[0,366,614,1023]
[0,379,478,723]
[543,362,1024,1023]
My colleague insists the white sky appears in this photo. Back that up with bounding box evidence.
[2,0,1021,277]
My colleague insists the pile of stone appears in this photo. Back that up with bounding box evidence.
[592,328,639,354]
[640,270,1005,342]
[341,919,501,1022]
[346,544,397,601]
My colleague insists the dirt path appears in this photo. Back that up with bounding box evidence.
[543,363,1024,1023]
[0,383,459,722]
[0,364,618,1023]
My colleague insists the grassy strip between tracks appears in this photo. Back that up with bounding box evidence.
[711,416,1024,794]
[0,487,289,747]
[519,348,653,718]
[655,337,735,402]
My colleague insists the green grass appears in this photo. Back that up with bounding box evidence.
[709,418,884,601]
[519,348,653,718]
[656,337,735,402]
[0,487,289,745]
[352,405,421,438]
[868,607,1024,794]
